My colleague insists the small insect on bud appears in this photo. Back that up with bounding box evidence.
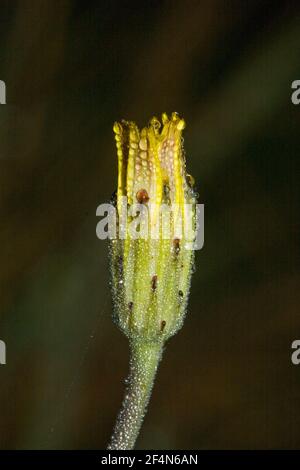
[151,275,158,292]
[173,238,180,256]
[109,112,197,342]
[136,189,149,204]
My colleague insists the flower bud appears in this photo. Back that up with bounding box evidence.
[110,112,197,342]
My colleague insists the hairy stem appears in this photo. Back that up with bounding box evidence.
[108,339,163,450]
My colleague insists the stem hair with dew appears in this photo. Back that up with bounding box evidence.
[108,339,163,450]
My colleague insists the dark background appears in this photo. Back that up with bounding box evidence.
[0,0,300,449]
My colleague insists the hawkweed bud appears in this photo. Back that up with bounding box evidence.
[110,112,197,343]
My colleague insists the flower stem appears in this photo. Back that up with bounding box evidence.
[108,339,163,450]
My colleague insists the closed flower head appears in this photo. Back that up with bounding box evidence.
[110,112,197,342]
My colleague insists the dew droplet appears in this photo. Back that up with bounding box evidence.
[139,138,147,151]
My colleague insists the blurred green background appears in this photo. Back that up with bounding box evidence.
[0,0,300,449]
